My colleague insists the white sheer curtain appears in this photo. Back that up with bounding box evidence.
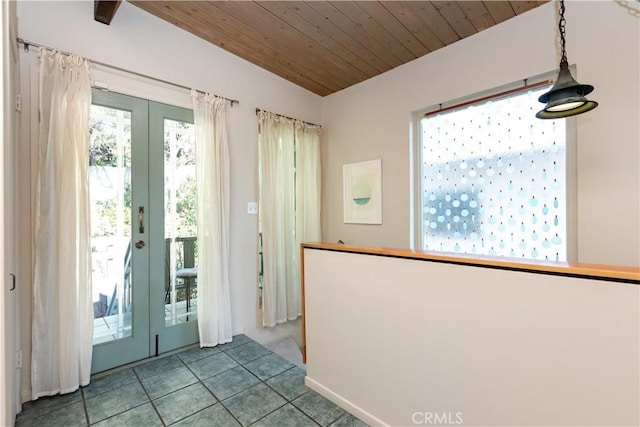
[191,91,233,346]
[32,49,93,398]
[294,122,322,249]
[259,112,321,327]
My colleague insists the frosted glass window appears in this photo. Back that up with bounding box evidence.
[419,87,567,261]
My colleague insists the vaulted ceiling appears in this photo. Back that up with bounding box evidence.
[129,1,548,97]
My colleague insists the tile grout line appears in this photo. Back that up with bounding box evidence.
[173,352,229,426]
[80,387,90,427]
[180,348,279,427]
[19,336,350,427]
[131,364,168,427]
[84,370,162,426]
[221,351,315,427]
[191,343,294,426]
[213,361,280,427]
[247,369,319,427]
[245,401,289,427]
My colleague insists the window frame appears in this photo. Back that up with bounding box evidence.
[411,70,578,262]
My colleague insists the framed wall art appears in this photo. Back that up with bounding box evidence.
[343,159,382,224]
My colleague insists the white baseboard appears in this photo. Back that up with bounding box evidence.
[304,376,387,427]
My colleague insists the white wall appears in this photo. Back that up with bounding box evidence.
[304,247,640,426]
[16,0,322,402]
[321,1,640,267]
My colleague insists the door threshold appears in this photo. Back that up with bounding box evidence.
[91,342,201,379]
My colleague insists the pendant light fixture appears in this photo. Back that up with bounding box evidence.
[536,0,597,119]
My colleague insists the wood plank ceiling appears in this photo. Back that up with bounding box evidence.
[130,1,548,97]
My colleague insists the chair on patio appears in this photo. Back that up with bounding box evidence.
[165,237,198,316]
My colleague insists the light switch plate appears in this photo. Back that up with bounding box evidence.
[247,202,258,215]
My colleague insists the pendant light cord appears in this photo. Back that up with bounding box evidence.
[558,0,568,64]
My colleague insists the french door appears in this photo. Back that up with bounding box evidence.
[89,90,198,373]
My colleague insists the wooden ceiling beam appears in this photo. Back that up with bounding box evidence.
[94,0,122,25]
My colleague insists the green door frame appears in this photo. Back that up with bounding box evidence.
[91,92,199,373]
[148,101,198,354]
[91,90,150,373]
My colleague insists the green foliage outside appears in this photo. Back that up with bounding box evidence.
[175,175,197,238]
[90,108,197,239]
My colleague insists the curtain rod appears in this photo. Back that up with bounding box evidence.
[255,108,321,128]
[424,79,552,118]
[17,38,239,107]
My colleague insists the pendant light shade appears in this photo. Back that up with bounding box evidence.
[536,60,598,119]
[536,0,597,119]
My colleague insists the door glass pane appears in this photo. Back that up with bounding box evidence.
[89,105,133,344]
[164,119,197,326]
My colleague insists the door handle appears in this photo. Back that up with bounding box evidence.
[135,240,145,249]
[9,273,15,291]
[138,206,144,233]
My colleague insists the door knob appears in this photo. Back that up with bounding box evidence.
[135,240,145,249]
